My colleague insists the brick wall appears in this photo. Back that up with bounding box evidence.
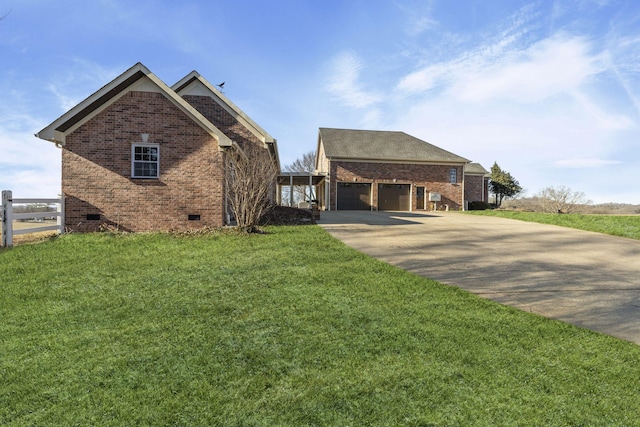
[182,94,277,202]
[328,160,463,211]
[464,175,488,203]
[63,91,225,232]
[182,95,264,149]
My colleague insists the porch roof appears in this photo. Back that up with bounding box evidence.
[277,172,325,186]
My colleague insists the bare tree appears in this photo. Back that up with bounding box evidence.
[284,150,316,205]
[225,142,279,232]
[285,151,315,173]
[535,185,591,213]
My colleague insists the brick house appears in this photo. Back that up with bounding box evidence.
[314,128,488,211]
[36,63,279,232]
[464,162,490,207]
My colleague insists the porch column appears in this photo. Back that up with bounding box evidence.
[289,175,294,207]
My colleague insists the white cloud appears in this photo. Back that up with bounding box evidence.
[554,158,622,168]
[46,59,122,113]
[396,2,542,96]
[456,35,606,103]
[48,84,79,112]
[394,0,438,36]
[0,129,61,198]
[326,52,381,108]
[570,90,634,130]
[359,108,384,129]
[391,82,634,204]
[398,34,607,104]
[396,63,449,93]
[385,2,640,204]
[0,97,61,197]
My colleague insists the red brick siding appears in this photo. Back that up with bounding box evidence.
[182,95,264,149]
[182,95,277,202]
[329,161,463,211]
[464,175,488,203]
[63,91,225,232]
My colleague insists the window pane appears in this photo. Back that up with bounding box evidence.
[133,162,159,177]
[132,145,159,178]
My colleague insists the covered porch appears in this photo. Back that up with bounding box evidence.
[276,172,327,210]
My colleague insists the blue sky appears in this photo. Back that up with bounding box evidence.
[1,0,639,203]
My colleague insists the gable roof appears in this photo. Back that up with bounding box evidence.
[36,62,232,147]
[318,128,470,165]
[172,71,279,169]
[465,162,490,176]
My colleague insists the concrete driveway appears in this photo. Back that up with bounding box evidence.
[317,211,640,345]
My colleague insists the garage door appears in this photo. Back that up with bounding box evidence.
[337,182,371,210]
[378,184,411,211]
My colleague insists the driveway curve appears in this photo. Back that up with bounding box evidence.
[317,211,640,345]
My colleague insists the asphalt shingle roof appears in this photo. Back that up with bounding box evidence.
[465,162,489,175]
[319,128,469,164]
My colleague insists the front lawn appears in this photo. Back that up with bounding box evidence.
[1,227,639,425]
[465,210,640,240]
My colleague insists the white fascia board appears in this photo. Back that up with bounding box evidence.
[35,63,232,148]
[36,62,151,145]
[145,72,232,147]
[173,73,275,145]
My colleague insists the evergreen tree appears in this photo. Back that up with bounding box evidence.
[489,162,522,207]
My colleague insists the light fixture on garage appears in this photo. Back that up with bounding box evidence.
[393,178,397,183]
[353,177,357,182]
[141,133,149,143]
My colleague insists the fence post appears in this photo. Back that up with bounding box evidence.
[2,190,13,248]
[57,193,65,234]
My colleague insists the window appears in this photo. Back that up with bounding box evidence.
[449,168,457,184]
[132,144,159,178]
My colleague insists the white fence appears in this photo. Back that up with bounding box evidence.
[1,190,64,248]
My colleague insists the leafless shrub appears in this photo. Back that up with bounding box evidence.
[225,142,279,232]
[535,186,591,213]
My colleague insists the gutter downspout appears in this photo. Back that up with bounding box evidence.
[461,163,466,211]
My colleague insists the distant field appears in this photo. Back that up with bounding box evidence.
[13,221,57,230]
[1,220,59,245]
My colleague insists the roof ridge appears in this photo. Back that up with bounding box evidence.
[35,62,232,147]
[318,127,470,164]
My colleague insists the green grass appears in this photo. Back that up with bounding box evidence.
[2,227,640,426]
[465,210,640,240]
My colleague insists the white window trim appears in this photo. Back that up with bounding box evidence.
[131,143,160,179]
